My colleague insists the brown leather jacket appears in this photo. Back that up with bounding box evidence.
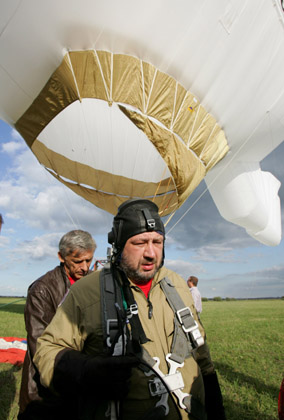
[18,265,70,415]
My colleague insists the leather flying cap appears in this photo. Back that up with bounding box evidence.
[108,199,165,259]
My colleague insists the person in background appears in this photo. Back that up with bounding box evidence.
[18,230,96,419]
[34,200,226,420]
[187,275,202,314]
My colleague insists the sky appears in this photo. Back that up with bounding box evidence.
[0,119,283,299]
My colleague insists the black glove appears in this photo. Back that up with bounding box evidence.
[53,349,140,401]
[203,372,227,420]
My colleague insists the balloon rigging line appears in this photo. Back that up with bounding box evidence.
[200,123,218,163]
[166,186,209,233]
[166,109,272,234]
[0,0,23,38]
[42,167,80,230]
[153,166,167,201]
[171,90,188,130]
[65,55,90,197]
[92,49,116,221]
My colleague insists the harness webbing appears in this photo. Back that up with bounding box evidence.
[100,266,126,355]
[100,266,148,355]
[120,269,149,348]
[160,277,204,361]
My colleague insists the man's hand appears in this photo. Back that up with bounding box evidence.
[53,350,140,401]
[83,354,140,399]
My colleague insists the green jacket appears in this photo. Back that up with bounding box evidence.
[34,266,215,419]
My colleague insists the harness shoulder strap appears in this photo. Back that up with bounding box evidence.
[100,265,148,356]
[160,277,204,363]
[100,266,126,354]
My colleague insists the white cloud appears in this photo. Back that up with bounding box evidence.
[0,193,11,207]
[165,258,205,280]
[1,129,26,154]
[192,245,237,263]
[199,264,284,298]
[11,128,23,140]
[0,146,112,235]
[10,148,55,187]
[12,233,61,260]
[0,284,24,295]
[1,141,24,154]
[0,235,10,247]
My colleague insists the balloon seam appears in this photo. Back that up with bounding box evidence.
[93,50,110,102]
[66,51,81,102]
[145,68,158,113]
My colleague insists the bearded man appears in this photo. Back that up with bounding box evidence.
[34,200,226,420]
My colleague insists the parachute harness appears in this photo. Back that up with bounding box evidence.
[100,265,206,420]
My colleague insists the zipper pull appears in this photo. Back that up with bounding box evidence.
[147,298,153,319]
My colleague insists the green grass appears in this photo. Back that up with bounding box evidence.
[0,297,283,419]
[0,298,26,420]
[0,298,26,337]
[202,300,284,420]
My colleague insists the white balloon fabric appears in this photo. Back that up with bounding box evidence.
[0,0,283,244]
[205,162,281,246]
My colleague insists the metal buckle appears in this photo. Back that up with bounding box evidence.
[176,307,204,347]
[147,218,156,229]
[176,307,197,332]
[191,328,204,347]
[149,377,167,397]
[106,319,118,347]
[127,303,138,318]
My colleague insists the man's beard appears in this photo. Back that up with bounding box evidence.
[120,255,160,284]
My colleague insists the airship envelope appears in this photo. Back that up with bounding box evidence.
[0,0,283,245]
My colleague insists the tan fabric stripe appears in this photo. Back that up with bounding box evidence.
[31,140,178,216]
[45,169,178,217]
[15,50,229,213]
[15,56,79,148]
[118,106,206,209]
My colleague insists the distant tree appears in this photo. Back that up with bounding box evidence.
[213,296,222,301]
[0,213,3,233]
[202,297,208,302]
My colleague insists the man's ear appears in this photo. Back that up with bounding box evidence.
[58,252,65,264]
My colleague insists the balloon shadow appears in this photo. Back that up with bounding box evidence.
[0,301,25,315]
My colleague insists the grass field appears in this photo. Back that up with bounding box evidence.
[0,297,26,420]
[0,297,283,420]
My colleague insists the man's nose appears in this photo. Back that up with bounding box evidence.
[144,242,155,258]
[80,260,88,272]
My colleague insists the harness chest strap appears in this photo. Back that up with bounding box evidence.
[150,277,205,419]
